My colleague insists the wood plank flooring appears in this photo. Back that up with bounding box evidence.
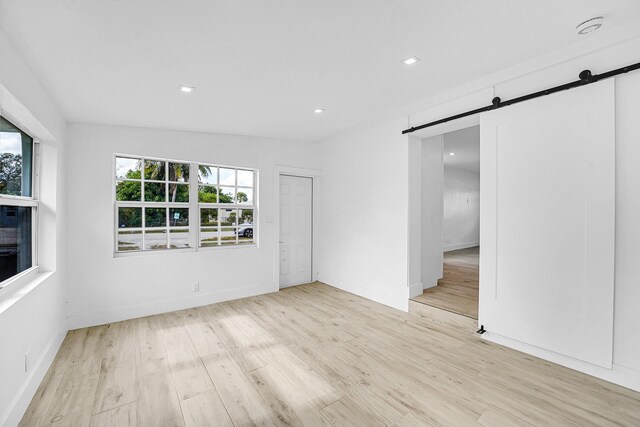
[412,246,479,319]
[20,282,640,426]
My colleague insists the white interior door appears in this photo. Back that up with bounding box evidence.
[279,175,312,288]
[479,79,615,368]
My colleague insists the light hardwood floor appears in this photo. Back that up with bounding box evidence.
[412,246,479,319]
[20,282,640,426]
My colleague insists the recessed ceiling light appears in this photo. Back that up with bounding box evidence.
[179,85,195,93]
[314,108,325,114]
[449,152,455,156]
[403,56,421,65]
[576,16,604,35]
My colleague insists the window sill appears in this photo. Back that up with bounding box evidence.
[0,268,54,316]
[113,244,258,258]
[0,265,39,290]
[198,244,258,252]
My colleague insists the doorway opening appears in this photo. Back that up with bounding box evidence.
[411,125,480,321]
[412,247,479,318]
[407,80,616,375]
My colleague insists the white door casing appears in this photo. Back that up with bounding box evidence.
[279,175,313,288]
[421,134,444,289]
[479,79,615,368]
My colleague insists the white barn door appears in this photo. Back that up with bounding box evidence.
[479,79,615,368]
[279,175,313,288]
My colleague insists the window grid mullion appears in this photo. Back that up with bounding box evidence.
[217,207,221,246]
[0,198,39,207]
[165,206,170,249]
[217,167,220,204]
[141,158,146,203]
[190,162,198,249]
[165,161,169,203]
[142,206,146,250]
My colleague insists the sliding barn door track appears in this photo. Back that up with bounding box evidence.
[402,61,640,135]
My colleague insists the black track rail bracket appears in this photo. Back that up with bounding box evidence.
[402,61,640,135]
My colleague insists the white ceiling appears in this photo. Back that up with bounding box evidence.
[1,1,639,141]
[443,126,479,173]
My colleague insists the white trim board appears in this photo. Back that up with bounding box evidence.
[320,275,409,312]
[67,283,272,330]
[408,283,423,299]
[444,242,479,252]
[422,281,437,290]
[0,272,52,315]
[1,318,69,427]
[483,332,640,392]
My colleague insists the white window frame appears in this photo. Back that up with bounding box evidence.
[113,154,257,256]
[0,114,40,289]
[196,162,257,249]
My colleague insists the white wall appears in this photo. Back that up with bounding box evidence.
[420,135,443,289]
[65,123,320,328]
[317,119,411,310]
[443,166,479,251]
[0,27,68,427]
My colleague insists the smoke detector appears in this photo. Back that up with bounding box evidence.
[576,16,604,35]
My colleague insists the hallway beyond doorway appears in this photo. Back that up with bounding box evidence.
[412,246,479,319]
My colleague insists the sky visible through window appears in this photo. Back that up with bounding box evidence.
[0,132,22,154]
[1,131,27,196]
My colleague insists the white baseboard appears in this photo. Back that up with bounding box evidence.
[423,281,438,290]
[408,283,423,299]
[319,275,408,312]
[483,332,640,392]
[1,317,69,427]
[67,284,274,330]
[443,242,479,252]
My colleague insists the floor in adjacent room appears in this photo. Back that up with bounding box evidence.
[412,246,479,319]
[20,282,640,426]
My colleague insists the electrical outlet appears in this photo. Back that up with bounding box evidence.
[193,282,200,292]
[25,351,30,373]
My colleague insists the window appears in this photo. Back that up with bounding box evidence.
[197,165,255,247]
[0,115,37,285]
[114,155,256,253]
[115,157,191,251]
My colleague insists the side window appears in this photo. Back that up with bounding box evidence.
[0,115,37,285]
